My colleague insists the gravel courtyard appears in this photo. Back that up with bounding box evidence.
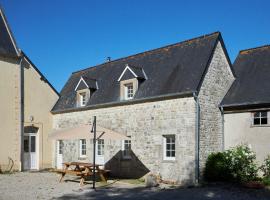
[1,172,270,200]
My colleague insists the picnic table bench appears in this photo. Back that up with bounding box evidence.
[55,162,110,186]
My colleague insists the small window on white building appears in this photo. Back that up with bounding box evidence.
[253,111,268,126]
[163,135,175,161]
[124,83,134,100]
[79,139,87,157]
[122,139,131,159]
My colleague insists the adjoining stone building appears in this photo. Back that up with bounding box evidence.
[51,32,235,184]
[0,8,59,171]
[221,45,270,163]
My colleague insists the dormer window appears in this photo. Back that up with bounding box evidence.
[79,92,87,106]
[125,83,134,100]
[118,64,147,101]
[75,76,98,107]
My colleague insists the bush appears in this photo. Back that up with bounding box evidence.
[262,177,270,186]
[205,145,259,183]
[204,152,232,181]
[225,145,258,183]
[260,155,270,178]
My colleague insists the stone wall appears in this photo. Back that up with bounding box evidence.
[198,41,235,173]
[53,97,196,184]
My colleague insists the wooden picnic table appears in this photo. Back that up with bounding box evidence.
[55,162,109,186]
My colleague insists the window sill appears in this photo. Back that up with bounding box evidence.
[78,156,87,160]
[162,158,176,163]
[250,125,270,128]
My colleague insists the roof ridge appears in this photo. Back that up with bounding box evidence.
[72,31,220,75]
[240,45,270,54]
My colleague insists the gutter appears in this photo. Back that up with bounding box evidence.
[19,53,24,171]
[193,92,200,184]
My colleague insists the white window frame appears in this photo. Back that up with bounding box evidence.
[122,139,131,159]
[163,135,176,161]
[253,111,268,126]
[124,83,134,100]
[79,92,87,106]
[97,139,104,156]
[79,139,87,157]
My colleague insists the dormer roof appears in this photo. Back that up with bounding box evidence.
[117,64,147,81]
[75,76,98,91]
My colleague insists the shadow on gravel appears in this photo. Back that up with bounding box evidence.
[55,184,270,200]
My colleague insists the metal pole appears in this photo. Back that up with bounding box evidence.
[92,116,96,189]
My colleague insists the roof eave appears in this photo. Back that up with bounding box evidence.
[51,91,195,114]
[221,102,270,113]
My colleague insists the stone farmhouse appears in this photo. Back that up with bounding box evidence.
[51,32,235,184]
[0,8,59,171]
[1,6,270,186]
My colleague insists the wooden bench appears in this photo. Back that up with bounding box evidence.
[55,162,109,186]
[55,169,93,186]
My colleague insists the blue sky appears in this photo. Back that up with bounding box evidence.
[1,0,270,91]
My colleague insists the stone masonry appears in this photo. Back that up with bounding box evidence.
[53,97,196,184]
[198,41,235,172]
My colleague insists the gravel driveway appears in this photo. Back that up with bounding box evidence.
[1,172,270,200]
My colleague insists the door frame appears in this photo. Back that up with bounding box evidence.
[23,132,39,170]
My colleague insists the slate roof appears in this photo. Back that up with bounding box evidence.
[52,32,228,113]
[221,45,270,110]
[0,8,19,58]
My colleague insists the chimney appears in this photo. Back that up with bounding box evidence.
[106,57,111,62]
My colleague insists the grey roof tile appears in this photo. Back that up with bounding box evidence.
[221,45,270,110]
[52,32,221,112]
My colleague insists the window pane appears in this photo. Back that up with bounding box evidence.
[80,139,86,156]
[254,118,260,125]
[59,140,63,154]
[261,112,267,118]
[254,112,260,118]
[31,136,36,152]
[164,135,175,158]
[261,118,268,125]
[24,137,29,152]
[123,140,131,157]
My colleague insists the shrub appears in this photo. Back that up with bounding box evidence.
[262,177,270,186]
[205,145,259,183]
[260,155,270,178]
[225,145,258,183]
[204,152,232,181]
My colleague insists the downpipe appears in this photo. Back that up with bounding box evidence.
[193,92,200,184]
